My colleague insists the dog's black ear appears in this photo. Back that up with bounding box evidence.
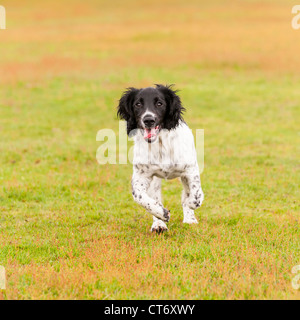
[156,84,185,130]
[117,87,139,135]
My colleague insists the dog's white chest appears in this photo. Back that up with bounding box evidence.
[133,122,198,171]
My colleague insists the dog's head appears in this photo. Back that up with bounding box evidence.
[117,84,185,143]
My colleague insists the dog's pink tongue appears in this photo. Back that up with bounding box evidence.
[144,128,156,139]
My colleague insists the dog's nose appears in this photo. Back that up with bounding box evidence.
[143,116,155,128]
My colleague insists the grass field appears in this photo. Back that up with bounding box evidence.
[0,0,299,299]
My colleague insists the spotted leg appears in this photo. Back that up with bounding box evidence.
[132,173,170,222]
[147,176,168,233]
[181,171,204,224]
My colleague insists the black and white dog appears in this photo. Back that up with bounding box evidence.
[117,84,204,232]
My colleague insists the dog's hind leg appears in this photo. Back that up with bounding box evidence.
[181,189,198,224]
[181,173,204,224]
[147,177,168,233]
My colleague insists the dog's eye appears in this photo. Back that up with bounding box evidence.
[135,102,142,107]
[157,101,163,107]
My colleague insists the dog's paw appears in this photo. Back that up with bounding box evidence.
[162,208,170,222]
[187,191,204,210]
[151,220,168,233]
[183,214,198,224]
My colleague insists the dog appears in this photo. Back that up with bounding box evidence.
[117,84,204,232]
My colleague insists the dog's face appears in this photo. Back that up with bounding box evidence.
[117,85,185,143]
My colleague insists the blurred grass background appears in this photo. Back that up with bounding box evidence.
[0,0,299,299]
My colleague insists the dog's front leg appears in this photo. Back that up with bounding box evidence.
[131,174,170,222]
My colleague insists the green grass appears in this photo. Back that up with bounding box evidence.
[0,0,299,299]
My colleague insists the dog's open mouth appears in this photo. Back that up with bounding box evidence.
[143,125,160,143]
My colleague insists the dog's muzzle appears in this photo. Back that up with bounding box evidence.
[142,115,160,143]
